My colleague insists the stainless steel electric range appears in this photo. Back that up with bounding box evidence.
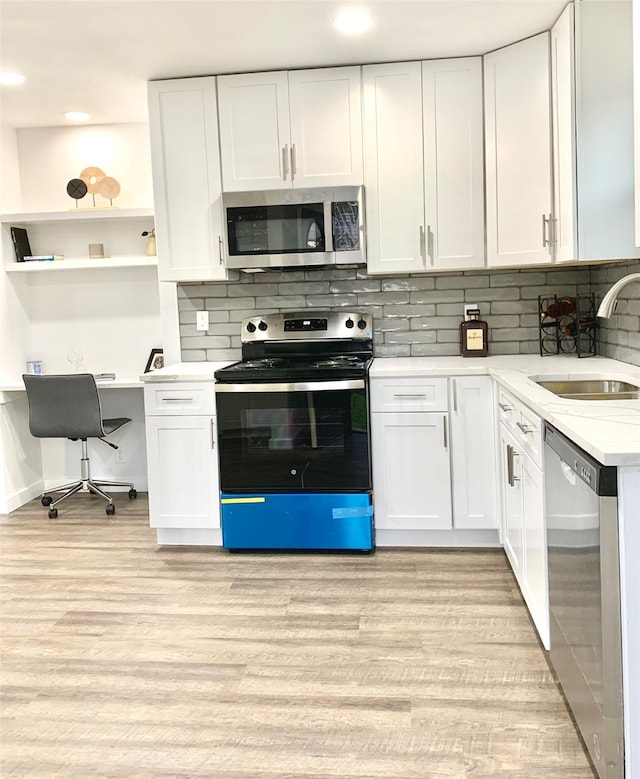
[214,311,374,552]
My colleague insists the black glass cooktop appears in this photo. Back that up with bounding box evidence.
[215,354,371,383]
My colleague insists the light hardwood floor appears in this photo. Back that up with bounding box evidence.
[0,494,595,779]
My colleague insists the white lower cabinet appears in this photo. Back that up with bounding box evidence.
[144,382,220,538]
[370,375,497,544]
[372,411,452,531]
[449,376,497,530]
[498,403,549,649]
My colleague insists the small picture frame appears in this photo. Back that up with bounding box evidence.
[144,348,164,373]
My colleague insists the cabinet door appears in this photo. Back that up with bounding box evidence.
[422,58,485,270]
[449,376,497,529]
[484,33,554,267]
[371,412,452,531]
[217,71,291,191]
[363,62,426,275]
[288,66,363,188]
[521,453,549,648]
[500,424,524,579]
[145,415,219,529]
[551,3,578,262]
[148,78,226,282]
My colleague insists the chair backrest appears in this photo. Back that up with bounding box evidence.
[22,373,106,439]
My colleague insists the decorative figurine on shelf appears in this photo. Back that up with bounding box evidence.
[142,228,156,256]
[65,166,121,209]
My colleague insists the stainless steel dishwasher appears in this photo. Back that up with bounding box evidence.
[544,423,624,779]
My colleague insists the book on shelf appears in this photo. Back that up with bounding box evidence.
[23,255,64,262]
[10,226,32,262]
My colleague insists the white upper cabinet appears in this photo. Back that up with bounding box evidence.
[363,62,425,275]
[553,0,638,261]
[362,62,425,273]
[422,58,485,270]
[147,77,227,282]
[551,4,578,262]
[218,67,363,192]
[364,58,485,275]
[484,33,554,267]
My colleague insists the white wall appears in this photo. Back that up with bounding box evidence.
[16,123,153,211]
[0,121,161,512]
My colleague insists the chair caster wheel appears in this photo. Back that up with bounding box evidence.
[42,495,53,506]
[48,508,58,519]
[128,489,137,499]
[106,504,116,516]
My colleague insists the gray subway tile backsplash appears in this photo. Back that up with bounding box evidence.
[177,261,640,367]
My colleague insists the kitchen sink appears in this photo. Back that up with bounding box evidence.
[533,378,640,401]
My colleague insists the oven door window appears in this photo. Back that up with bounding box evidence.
[216,388,370,492]
[226,203,326,256]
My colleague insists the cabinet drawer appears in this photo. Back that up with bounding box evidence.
[370,377,448,412]
[515,403,543,469]
[496,386,517,429]
[496,384,542,468]
[144,382,216,416]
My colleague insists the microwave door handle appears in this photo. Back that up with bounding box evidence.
[323,200,333,252]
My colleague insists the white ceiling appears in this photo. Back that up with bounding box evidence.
[0,0,567,129]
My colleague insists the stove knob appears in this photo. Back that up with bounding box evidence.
[258,320,268,332]
[246,322,256,333]
[345,318,355,329]
[357,319,367,330]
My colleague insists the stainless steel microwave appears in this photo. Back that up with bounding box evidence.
[222,186,365,271]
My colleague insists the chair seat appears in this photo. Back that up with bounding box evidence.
[102,417,131,435]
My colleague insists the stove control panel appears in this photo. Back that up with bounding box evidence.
[241,311,373,342]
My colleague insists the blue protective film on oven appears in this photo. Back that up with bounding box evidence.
[221,491,374,551]
[331,506,374,519]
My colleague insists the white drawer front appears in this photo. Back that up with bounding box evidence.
[144,382,215,416]
[370,377,449,412]
[496,386,517,429]
[515,404,543,468]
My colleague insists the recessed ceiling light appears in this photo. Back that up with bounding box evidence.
[64,111,91,122]
[334,8,372,35]
[0,71,26,86]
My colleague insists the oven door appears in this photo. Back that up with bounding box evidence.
[215,379,371,492]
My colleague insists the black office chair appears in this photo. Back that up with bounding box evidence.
[22,373,137,518]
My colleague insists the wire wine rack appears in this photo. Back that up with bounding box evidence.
[538,293,597,358]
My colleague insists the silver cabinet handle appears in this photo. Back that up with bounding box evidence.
[393,393,426,399]
[218,235,224,265]
[498,402,512,412]
[507,444,521,486]
[507,444,514,486]
[426,225,433,262]
[542,213,553,250]
[282,144,289,180]
[516,421,534,435]
[443,415,448,448]
[452,380,458,412]
[161,397,194,402]
[419,226,426,261]
[290,143,297,178]
[210,418,215,449]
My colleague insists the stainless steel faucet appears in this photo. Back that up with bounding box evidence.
[596,272,640,318]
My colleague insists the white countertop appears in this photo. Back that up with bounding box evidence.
[139,361,232,382]
[371,355,640,467]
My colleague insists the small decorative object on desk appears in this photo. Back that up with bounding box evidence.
[538,294,596,357]
[144,348,164,373]
[460,309,489,358]
[88,243,105,259]
[141,228,156,256]
[26,360,43,375]
[66,166,120,209]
